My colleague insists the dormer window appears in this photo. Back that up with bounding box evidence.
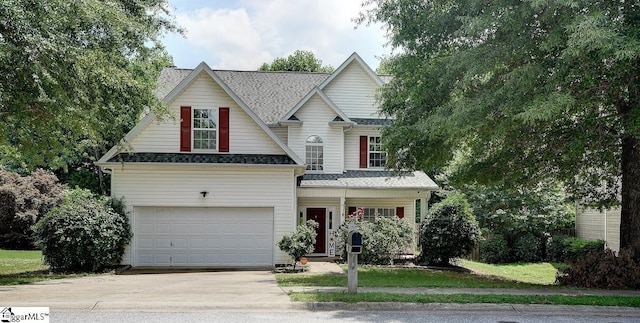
[305,135,324,171]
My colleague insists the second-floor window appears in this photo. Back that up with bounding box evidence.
[193,108,217,150]
[305,135,323,171]
[369,136,386,168]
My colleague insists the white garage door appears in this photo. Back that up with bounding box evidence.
[134,207,274,267]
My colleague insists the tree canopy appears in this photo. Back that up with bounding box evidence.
[0,0,177,170]
[359,1,640,250]
[259,50,334,73]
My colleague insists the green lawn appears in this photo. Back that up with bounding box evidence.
[289,292,640,307]
[459,259,559,285]
[277,265,549,288]
[0,249,84,285]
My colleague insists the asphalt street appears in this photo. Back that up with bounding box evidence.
[51,309,640,323]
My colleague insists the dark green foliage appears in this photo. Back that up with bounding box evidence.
[514,234,545,263]
[564,237,606,263]
[0,168,65,249]
[417,193,481,265]
[546,234,571,263]
[359,0,640,251]
[480,235,511,264]
[557,248,640,289]
[0,0,177,179]
[277,220,318,269]
[34,189,132,273]
[337,215,415,265]
[259,50,334,73]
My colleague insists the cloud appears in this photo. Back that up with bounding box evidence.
[168,0,387,70]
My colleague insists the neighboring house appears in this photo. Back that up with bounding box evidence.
[575,206,621,252]
[97,53,438,268]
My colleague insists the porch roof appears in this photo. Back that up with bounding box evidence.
[299,170,438,190]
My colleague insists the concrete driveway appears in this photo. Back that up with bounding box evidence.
[0,270,291,311]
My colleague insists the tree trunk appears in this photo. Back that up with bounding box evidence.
[620,136,640,252]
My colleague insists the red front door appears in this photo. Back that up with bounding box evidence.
[306,208,326,254]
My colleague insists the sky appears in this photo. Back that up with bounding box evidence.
[162,0,390,71]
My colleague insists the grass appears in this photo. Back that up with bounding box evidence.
[0,249,87,285]
[459,259,559,285]
[289,292,640,307]
[277,264,548,288]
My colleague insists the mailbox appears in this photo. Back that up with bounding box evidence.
[347,230,363,254]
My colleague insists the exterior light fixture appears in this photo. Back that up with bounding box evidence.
[200,191,208,198]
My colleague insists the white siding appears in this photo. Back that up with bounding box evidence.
[270,126,288,145]
[576,207,620,252]
[111,165,296,265]
[323,62,380,118]
[129,72,283,155]
[288,94,344,173]
[344,128,383,170]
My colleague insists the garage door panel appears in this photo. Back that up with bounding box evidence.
[134,207,274,267]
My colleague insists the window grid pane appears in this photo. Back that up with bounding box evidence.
[368,136,387,168]
[193,108,217,150]
[305,145,323,171]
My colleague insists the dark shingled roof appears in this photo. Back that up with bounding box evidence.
[107,153,297,165]
[299,170,439,189]
[155,68,330,125]
[352,118,395,126]
[302,170,411,181]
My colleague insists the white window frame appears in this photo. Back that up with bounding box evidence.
[360,207,396,222]
[368,136,386,168]
[192,107,218,151]
[305,135,324,172]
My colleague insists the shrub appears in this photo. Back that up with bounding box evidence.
[564,237,605,262]
[0,168,65,249]
[34,189,132,273]
[546,234,570,262]
[557,248,640,289]
[277,220,318,269]
[417,193,481,265]
[336,215,415,265]
[480,235,511,264]
[514,234,545,263]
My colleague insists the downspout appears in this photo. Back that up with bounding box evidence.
[603,208,608,250]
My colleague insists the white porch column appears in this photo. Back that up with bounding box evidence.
[419,192,430,223]
[340,195,346,223]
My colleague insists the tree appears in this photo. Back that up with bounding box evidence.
[359,1,640,252]
[417,192,480,265]
[259,50,334,72]
[276,220,318,270]
[0,0,177,173]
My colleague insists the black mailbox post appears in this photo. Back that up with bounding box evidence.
[347,229,363,293]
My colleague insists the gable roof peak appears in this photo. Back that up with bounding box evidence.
[318,52,383,90]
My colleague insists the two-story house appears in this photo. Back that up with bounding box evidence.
[97,53,438,268]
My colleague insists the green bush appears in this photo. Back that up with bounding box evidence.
[337,215,415,265]
[277,220,318,269]
[546,234,570,262]
[34,189,132,273]
[417,193,481,265]
[480,235,511,264]
[514,234,545,263]
[557,248,640,289]
[564,237,605,262]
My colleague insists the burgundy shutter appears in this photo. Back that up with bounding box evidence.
[396,207,405,219]
[359,136,368,168]
[180,106,191,152]
[219,107,229,152]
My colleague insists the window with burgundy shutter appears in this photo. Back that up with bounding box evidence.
[219,107,229,152]
[359,136,368,168]
[180,106,191,152]
[396,207,405,219]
